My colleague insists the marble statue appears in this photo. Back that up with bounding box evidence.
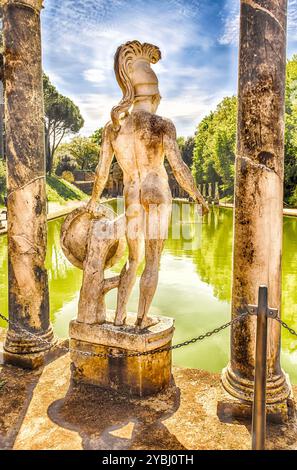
[60,40,208,394]
[62,40,208,331]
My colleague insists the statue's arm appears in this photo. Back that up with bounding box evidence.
[164,120,209,214]
[87,125,114,212]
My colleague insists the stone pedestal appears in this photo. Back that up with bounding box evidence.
[69,311,175,397]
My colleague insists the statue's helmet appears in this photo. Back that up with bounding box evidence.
[111,40,161,131]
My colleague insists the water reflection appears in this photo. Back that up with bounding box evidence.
[0,202,296,382]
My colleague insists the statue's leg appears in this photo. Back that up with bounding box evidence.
[136,238,164,329]
[136,202,170,329]
[114,193,144,326]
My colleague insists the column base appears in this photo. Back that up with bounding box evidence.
[4,325,58,370]
[69,311,175,397]
[217,365,295,424]
[4,349,46,369]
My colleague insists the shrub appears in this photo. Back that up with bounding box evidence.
[61,170,75,183]
[55,154,77,176]
[289,186,297,208]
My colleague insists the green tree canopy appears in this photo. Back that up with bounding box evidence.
[90,127,103,146]
[191,56,297,204]
[177,136,195,167]
[43,74,84,174]
[55,136,100,172]
[192,96,237,196]
[285,54,297,204]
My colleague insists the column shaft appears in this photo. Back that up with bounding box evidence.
[3,0,55,359]
[222,0,290,403]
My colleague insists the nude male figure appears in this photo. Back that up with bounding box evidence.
[87,41,208,329]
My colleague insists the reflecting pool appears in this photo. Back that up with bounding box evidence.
[1,201,297,382]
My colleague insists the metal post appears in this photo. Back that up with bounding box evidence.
[252,285,268,450]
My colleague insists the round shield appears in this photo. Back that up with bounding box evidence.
[60,204,126,270]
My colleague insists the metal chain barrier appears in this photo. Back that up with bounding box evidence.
[263,308,297,336]
[0,311,249,359]
[1,310,297,360]
[272,315,297,337]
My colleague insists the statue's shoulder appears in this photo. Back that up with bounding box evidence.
[142,112,177,134]
[103,121,116,140]
[157,116,176,138]
[103,121,113,133]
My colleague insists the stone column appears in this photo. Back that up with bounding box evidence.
[208,182,212,200]
[220,0,292,417]
[202,184,206,198]
[215,182,219,203]
[2,0,56,368]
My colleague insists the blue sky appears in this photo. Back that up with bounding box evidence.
[41,0,297,137]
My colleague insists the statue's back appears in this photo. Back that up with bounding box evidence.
[111,111,169,182]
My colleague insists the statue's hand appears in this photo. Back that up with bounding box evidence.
[194,196,209,216]
[86,199,98,217]
[201,202,209,216]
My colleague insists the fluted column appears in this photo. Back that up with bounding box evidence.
[2,0,55,368]
[221,0,291,407]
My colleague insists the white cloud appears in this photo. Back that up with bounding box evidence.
[83,69,107,84]
[288,0,297,41]
[44,70,66,88]
[66,92,117,136]
[218,5,239,46]
[70,83,233,139]
[159,87,234,137]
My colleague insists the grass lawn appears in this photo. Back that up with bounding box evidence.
[46,175,88,205]
[0,175,88,211]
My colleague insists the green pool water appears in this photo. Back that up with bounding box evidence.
[1,200,297,383]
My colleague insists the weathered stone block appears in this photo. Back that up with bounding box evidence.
[69,312,174,397]
[3,338,63,370]
[4,350,46,369]
[217,384,295,424]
